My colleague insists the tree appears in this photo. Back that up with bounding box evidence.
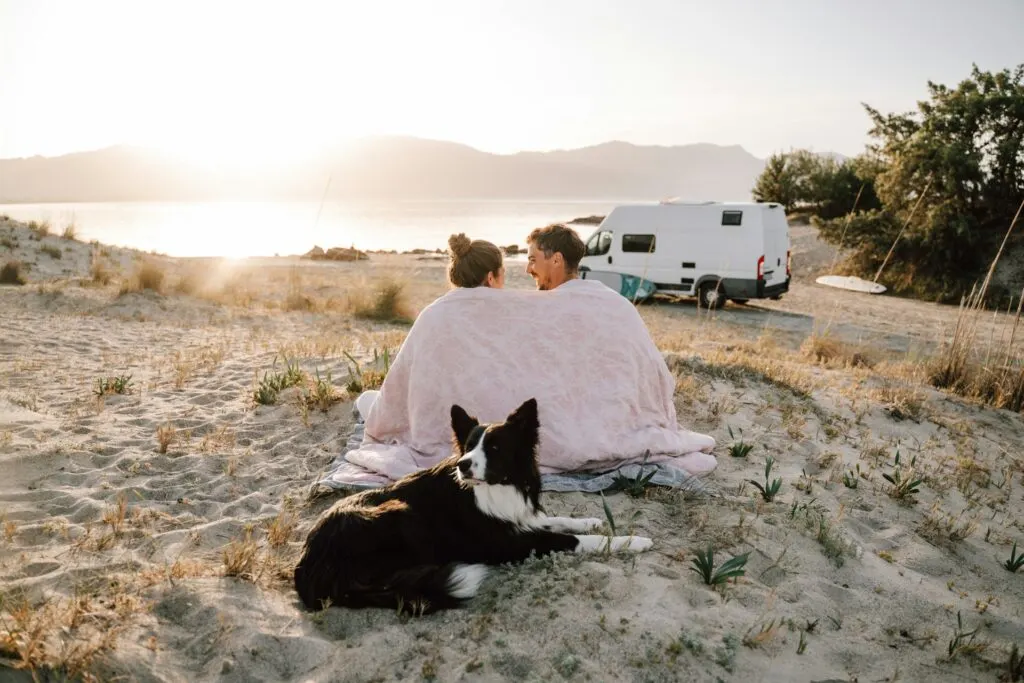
[752,152,800,210]
[752,150,879,219]
[815,64,1024,300]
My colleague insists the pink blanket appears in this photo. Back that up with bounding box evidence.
[338,279,716,482]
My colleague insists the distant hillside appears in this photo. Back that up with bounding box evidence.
[0,137,774,203]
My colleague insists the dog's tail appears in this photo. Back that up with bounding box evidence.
[295,562,488,614]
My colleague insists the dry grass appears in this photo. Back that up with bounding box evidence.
[89,251,114,286]
[930,282,1024,413]
[301,368,345,412]
[265,508,298,548]
[919,504,979,545]
[667,345,816,399]
[350,279,415,324]
[222,525,260,581]
[800,333,875,369]
[119,259,166,295]
[28,220,49,238]
[1,260,26,285]
[101,493,128,538]
[872,380,927,421]
[199,424,236,453]
[61,222,77,240]
[168,343,227,389]
[0,584,138,679]
[40,244,62,259]
[156,423,177,454]
[220,513,298,589]
[173,265,207,297]
[284,267,317,311]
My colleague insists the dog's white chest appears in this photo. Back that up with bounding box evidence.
[472,485,537,526]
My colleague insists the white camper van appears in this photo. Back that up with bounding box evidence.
[578,200,791,309]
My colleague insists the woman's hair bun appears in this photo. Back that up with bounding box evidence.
[448,233,472,258]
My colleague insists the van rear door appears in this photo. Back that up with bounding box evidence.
[761,204,790,287]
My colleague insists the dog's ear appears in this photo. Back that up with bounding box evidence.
[505,397,539,431]
[450,404,478,451]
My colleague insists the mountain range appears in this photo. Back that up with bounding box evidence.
[0,136,774,203]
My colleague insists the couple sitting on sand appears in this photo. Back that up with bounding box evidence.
[446,222,584,292]
[334,223,716,492]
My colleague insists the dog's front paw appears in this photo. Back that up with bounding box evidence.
[626,536,654,552]
[579,517,604,532]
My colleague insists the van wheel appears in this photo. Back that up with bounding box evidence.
[698,281,724,310]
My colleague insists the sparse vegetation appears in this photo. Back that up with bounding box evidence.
[222,524,260,580]
[350,279,415,324]
[801,333,875,368]
[173,267,204,296]
[666,350,815,399]
[94,374,133,397]
[221,517,294,587]
[0,590,129,678]
[301,368,344,412]
[749,456,783,502]
[265,508,297,548]
[1004,541,1024,573]
[689,546,749,586]
[1007,643,1024,682]
[874,380,926,421]
[1,260,26,285]
[727,425,754,457]
[89,251,114,285]
[919,505,978,544]
[843,463,866,489]
[28,220,50,238]
[946,610,987,662]
[610,451,657,497]
[156,423,177,454]
[253,356,305,405]
[929,284,1024,413]
[40,244,61,259]
[343,347,392,394]
[119,259,166,295]
[883,449,923,503]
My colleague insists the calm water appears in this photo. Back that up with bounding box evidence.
[0,200,622,258]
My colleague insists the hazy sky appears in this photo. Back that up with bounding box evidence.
[1,0,1021,163]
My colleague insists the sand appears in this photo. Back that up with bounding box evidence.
[2,215,1024,682]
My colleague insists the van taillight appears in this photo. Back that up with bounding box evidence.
[786,250,791,277]
[757,255,765,281]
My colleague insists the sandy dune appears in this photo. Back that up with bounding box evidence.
[2,215,1024,682]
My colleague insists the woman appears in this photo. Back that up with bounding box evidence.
[447,233,505,289]
[356,233,504,420]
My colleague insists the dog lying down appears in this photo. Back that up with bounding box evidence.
[294,398,653,614]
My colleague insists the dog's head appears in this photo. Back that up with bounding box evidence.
[450,398,541,492]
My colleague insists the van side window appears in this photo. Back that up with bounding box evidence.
[722,211,743,226]
[586,230,613,256]
[622,234,656,253]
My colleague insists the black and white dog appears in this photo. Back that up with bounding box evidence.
[294,398,652,613]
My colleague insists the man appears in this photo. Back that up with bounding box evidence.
[525,223,586,290]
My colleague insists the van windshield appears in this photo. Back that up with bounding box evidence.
[586,230,613,256]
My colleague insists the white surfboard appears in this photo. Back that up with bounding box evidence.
[815,275,887,294]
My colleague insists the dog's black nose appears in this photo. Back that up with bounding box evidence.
[457,459,471,474]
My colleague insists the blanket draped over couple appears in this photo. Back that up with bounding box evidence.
[319,279,717,492]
